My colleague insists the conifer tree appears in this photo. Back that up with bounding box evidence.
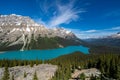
[24,72,27,78]
[79,73,85,80]
[33,71,38,80]
[11,74,14,80]
[2,67,10,80]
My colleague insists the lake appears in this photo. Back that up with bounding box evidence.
[0,46,89,60]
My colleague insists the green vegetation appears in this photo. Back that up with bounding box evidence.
[90,75,100,80]
[0,52,119,80]
[89,45,120,54]
[26,36,81,50]
[0,35,81,51]
[24,72,27,78]
[0,59,42,67]
[33,71,38,80]
[11,74,14,80]
[45,52,120,80]
[2,67,10,80]
[79,73,85,80]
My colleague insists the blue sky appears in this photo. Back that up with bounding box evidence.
[0,0,120,38]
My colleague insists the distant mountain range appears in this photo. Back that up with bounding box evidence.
[0,14,83,51]
[85,32,120,47]
[83,32,120,54]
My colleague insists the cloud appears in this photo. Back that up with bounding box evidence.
[34,18,47,27]
[35,0,84,28]
[48,1,84,27]
[85,30,98,33]
[36,0,55,14]
[35,0,119,39]
[111,26,120,30]
[65,26,120,39]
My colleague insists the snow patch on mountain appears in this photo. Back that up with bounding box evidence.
[0,14,78,50]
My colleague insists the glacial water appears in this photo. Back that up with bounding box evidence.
[0,46,89,60]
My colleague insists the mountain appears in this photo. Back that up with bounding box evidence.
[84,32,120,54]
[85,32,120,47]
[0,14,83,51]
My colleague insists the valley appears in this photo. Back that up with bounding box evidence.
[0,14,120,80]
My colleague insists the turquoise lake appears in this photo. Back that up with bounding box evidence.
[0,46,89,60]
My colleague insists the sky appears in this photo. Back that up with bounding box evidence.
[0,0,120,39]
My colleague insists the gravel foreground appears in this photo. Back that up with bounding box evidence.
[0,64,58,80]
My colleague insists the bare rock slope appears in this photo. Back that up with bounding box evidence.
[0,14,82,51]
[0,64,58,80]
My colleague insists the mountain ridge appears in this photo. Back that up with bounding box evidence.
[84,32,120,47]
[0,14,82,51]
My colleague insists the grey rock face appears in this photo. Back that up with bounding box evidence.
[0,14,78,51]
[0,14,76,40]
[0,64,58,80]
[71,68,101,80]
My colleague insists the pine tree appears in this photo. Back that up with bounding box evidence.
[2,67,10,80]
[115,64,120,79]
[90,75,97,80]
[24,72,27,78]
[11,74,14,80]
[33,71,38,80]
[109,58,116,78]
[79,73,85,80]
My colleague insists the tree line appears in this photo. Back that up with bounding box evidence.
[0,52,119,80]
[45,52,120,80]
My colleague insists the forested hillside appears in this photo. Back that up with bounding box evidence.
[0,52,119,80]
[46,52,120,80]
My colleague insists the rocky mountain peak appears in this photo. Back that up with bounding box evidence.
[0,14,40,27]
[0,14,76,38]
[0,14,80,51]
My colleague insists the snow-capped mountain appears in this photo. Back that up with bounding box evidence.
[85,32,120,47]
[0,14,82,51]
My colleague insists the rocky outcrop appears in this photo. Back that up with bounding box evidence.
[71,68,101,80]
[0,64,58,80]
